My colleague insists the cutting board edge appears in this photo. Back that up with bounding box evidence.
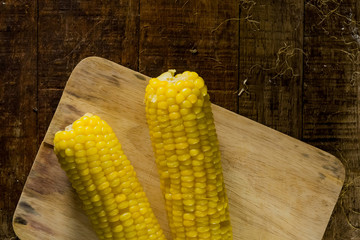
[12,141,49,239]
[43,56,148,146]
[211,107,346,185]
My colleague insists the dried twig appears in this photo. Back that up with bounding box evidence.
[239,42,306,95]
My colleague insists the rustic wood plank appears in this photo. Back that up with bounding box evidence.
[208,90,238,113]
[303,0,360,238]
[0,1,37,238]
[238,0,304,138]
[38,89,63,144]
[37,0,140,142]
[13,57,344,240]
[139,0,239,112]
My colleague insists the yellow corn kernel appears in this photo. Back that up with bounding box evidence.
[54,113,166,240]
[183,220,195,227]
[186,230,198,238]
[145,70,232,239]
[183,213,195,221]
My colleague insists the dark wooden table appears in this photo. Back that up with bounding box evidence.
[1,1,359,239]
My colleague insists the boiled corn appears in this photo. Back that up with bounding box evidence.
[145,70,232,240]
[54,113,166,240]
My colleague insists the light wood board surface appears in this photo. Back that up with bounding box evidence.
[13,57,345,240]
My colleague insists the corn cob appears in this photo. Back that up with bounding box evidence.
[145,70,232,240]
[53,113,166,240]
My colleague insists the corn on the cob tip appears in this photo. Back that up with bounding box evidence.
[157,69,176,82]
[145,70,232,239]
[54,113,166,240]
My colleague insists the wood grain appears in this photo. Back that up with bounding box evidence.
[13,57,345,240]
[238,0,304,138]
[139,0,239,112]
[303,0,360,238]
[37,0,139,142]
[0,1,38,238]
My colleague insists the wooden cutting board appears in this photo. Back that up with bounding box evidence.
[13,57,345,240]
